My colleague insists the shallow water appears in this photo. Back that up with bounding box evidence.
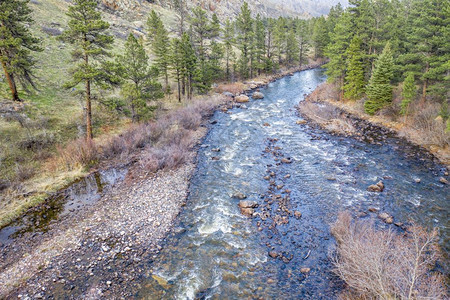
[135,69,449,299]
[137,69,449,299]
[0,168,126,246]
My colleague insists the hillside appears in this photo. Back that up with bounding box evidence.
[101,0,349,19]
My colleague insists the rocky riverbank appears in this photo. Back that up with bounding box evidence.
[298,96,450,170]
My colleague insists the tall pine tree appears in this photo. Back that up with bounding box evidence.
[117,34,163,121]
[60,0,114,140]
[147,11,171,93]
[343,36,365,100]
[364,42,394,115]
[0,0,42,101]
[235,2,253,79]
[400,73,416,119]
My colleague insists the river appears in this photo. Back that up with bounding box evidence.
[137,69,449,299]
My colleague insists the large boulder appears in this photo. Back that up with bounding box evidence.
[252,92,265,99]
[235,95,249,103]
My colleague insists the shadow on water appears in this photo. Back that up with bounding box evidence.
[137,68,448,299]
[0,168,126,246]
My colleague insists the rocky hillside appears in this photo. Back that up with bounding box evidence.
[101,0,348,19]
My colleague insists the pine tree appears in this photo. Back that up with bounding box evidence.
[0,0,42,101]
[172,0,187,36]
[190,7,213,93]
[60,0,114,140]
[364,42,394,115]
[285,26,299,67]
[400,73,416,119]
[180,33,197,99]
[147,10,170,93]
[170,37,184,102]
[311,16,329,59]
[344,36,365,100]
[236,2,253,79]
[324,12,353,97]
[402,0,449,105]
[254,14,266,75]
[117,34,163,121]
[223,19,235,81]
[273,17,287,65]
[295,19,310,69]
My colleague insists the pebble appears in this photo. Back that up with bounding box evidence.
[300,268,310,274]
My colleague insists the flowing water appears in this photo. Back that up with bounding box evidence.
[137,68,449,299]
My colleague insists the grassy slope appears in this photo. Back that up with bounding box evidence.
[0,0,178,228]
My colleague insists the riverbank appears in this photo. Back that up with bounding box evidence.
[298,82,450,169]
[0,64,325,298]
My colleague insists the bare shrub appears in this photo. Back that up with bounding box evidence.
[14,163,36,182]
[306,82,339,102]
[215,82,245,95]
[174,106,202,130]
[139,144,189,173]
[18,131,55,150]
[406,103,450,147]
[57,138,99,170]
[331,211,446,300]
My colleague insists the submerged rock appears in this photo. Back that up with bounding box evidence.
[281,158,293,164]
[367,181,384,192]
[233,192,247,200]
[439,177,448,185]
[300,267,310,274]
[252,92,265,99]
[294,211,302,219]
[238,200,258,208]
[378,212,393,224]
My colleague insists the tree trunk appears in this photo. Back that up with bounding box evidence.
[85,78,93,140]
[420,62,429,107]
[165,69,169,93]
[1,60,20,102]
[177,69,181,102]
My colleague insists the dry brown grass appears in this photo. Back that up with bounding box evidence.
[215,82,246,95]
[331,211,447,300]
[299,101,356,135]
[52,95,226,173]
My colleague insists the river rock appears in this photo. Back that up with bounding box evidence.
[300,267,310,274]
[281,158,293,164]
[238,200,258,208]
[263,122,270,127]
[222,91,234,98]
[269,251,279,258]
[378,212,393,224]
[296,120,307,125]
[367,181,384,192]
[252,92,264,99]
[294,211,302,219]
[233,192,247,200]
[240,207,254,217]
[211,148,220,152]
[439,177,448,184]
[235,94,249,103]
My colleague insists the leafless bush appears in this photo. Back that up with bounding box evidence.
[57,138,99,170]
[306,82,339,102]
[18,131,55,150]
[331,211,446,300]
[406,103,450,147]
[173,106,202,130]
[14,163,36,182]
[139,144,189,173]
[215,82,245,95]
